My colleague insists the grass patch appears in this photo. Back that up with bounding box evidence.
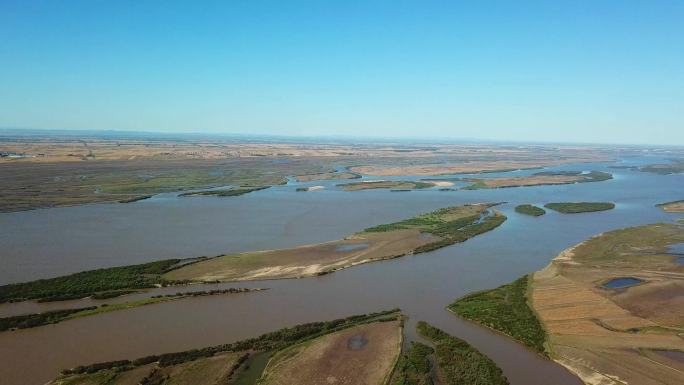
[390,342,434,385]
[448,275,546,354]
[544,202,615,214]
[515,205,546,216]
[417,321,509,385]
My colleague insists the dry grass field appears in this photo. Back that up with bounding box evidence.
[164,228,439,282]
[531,224,684,385]
[258,321,401,385]
[466,174,582,189]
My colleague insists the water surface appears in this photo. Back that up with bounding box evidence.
[602,277,644,289]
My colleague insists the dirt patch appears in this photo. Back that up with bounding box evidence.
[259,321,401,385]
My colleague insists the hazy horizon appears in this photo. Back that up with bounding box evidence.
[2,1,683,145]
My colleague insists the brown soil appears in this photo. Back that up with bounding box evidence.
[259,321,401,385]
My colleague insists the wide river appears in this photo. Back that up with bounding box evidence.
[0,156,682,385]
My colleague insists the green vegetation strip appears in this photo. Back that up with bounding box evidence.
[59,309,400,376]
[417,321,509,385]
[0,288,260,331]
[363,205,507,254]
[514,205,545,216]
[179,186,269,197]
[544,202,615,214]
[391,342,434,385]
[0,259,182,303]
[448,275,546,354]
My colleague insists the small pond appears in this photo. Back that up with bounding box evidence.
[334,243,369,252]
[602,277,643,289]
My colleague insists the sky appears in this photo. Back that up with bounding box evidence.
[1,1,682,145]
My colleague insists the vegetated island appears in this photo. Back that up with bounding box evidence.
[294,171,361,182]
[448,275,547,354]
[47,308,509,385]
[179,186,270,197]
[0,259,195,303]
[390,321,509,385]
[164,203,507,282]
[638,159,684,175]
[656,199,684,213]
[48,309,402,385]
[462,170,612,190]
[544,202,615,214]
[0,288,263,332]
[117,195,153,203]
[451,224,684,385]
[0,204,506,303]
[514,204,546,217]
[337,180,437,191]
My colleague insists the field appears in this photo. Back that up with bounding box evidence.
[462,171,612,190]
[49,309,401,385]
[258,321,401,385]
[530,224,684,385]
[514,205,546,216]
[338,180,436,191]
[657,199,684,213]
[544,202,615,214]
[164,204,504,282]
[448,276,547,354]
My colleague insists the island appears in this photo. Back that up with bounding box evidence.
[544,202,615,213]
[294,171,361,182]
[337,180,437,191]
[462,170,612,190]
[656,199,684,213]
[514,204,546,216]
[179,186,270,197]
[449,224,684,385]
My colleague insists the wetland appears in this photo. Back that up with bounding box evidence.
[1,150,683,385]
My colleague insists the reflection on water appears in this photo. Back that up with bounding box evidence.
[0,159,682,385]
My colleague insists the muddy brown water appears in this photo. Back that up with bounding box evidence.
[1,159,683,385]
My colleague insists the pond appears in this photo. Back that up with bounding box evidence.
[602,277,644,289]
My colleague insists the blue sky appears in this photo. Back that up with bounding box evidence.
[1,1,682,144]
